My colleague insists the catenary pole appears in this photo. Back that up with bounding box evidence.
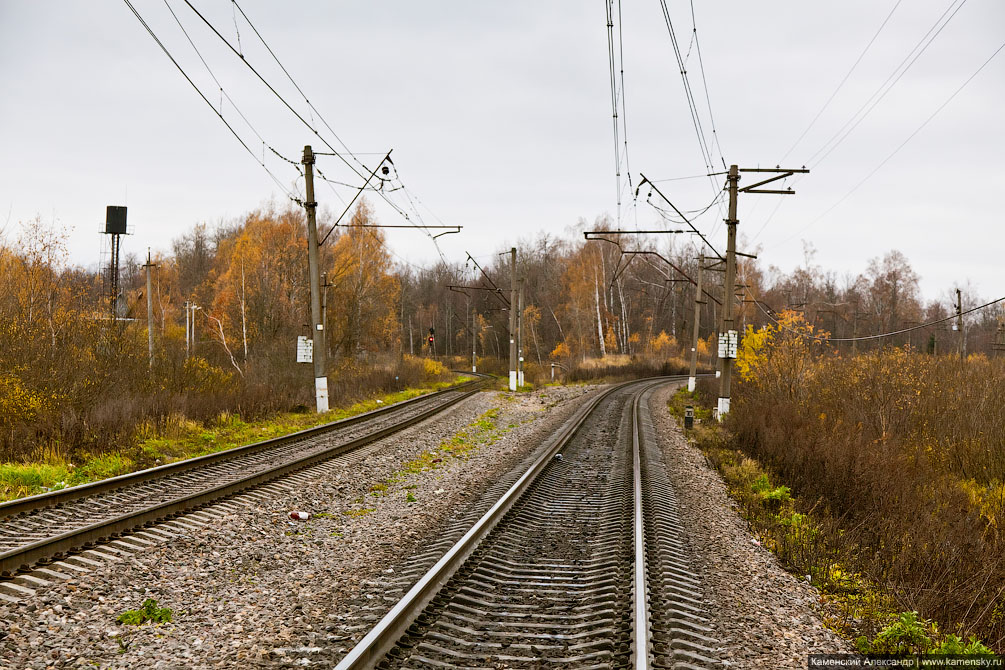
[688,252,704,393]
[144,250,155,369]
[718,165,740,419]
[509,247,518,391]
[518,278,525,388]
[303,145,329,413]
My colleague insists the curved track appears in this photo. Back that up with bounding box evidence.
[336,377,719,669]
[0,376,488,577]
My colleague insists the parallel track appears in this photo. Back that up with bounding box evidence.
[0,375,488,577]
[335,376,719,669]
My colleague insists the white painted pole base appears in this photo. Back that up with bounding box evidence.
[315,377,329,413]
[717,396,730,420]
[687,376,696,393]
[509,371,517,391]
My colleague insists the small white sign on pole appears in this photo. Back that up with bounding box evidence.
[296,336,313,363]
[717,330,739,359]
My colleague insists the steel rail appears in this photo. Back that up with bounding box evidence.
[632,385,654,670]
[0,376,490,576]
[0,374,488,519]
[334,375,682,670]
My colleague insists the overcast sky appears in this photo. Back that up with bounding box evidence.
[1,1,1002,303]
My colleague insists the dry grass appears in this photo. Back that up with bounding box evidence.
[730,323,1005,648]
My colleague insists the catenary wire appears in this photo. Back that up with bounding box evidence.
[745,286,1005,343]
[774,37,1005,248]
[161,0,303,173]
[806,0,969,169]
[780,0,903,163]
[122,0,298,202]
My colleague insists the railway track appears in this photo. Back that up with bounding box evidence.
[0,375,488,582]
[335,376,719,670]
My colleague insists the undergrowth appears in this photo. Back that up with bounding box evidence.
[671,380,997,655]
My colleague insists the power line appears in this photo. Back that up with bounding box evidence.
[182,0,449,245]
[122,0,297,201]
[657,0,715,175]
[775,37,1005,247]
[688,0,726,172]
[780,0,903,163]
[806,0,969,169]
[230,0,363,172]
[746,286,1005,343]
[161,0,302,173]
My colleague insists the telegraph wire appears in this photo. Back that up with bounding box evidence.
[161,0,302,175]
[122,0,298,202]
[806,0,969,169]
[184,0,451,248]
[780,0,903,163]
[744,285,1005,343]
[775,37,1005,248]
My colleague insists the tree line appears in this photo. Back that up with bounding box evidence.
[0,200,1001,460]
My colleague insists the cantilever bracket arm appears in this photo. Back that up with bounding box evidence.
[738,166,810,194]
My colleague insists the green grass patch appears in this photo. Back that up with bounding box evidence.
[117,599,172,626]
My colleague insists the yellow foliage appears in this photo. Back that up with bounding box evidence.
[604,326,618,354]
[182,358,234,395]
[958,479,1005,529]
[421,357,446,378]
[550,341,572,359]
[649,330,676,355]
[0,374,49,425]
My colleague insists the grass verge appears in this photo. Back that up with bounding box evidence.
[0,379,466,503]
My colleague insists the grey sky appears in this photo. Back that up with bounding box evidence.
[1,1,1002,303]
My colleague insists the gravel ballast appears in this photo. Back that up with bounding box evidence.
[1,381,854,669]
[649,384,852,668]
[0,385,600,669]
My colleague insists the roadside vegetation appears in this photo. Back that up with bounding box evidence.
[672,311,1005,652]
[0,367,461,502]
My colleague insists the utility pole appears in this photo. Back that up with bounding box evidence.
[303,145,329,413]
[718,166,740,419]
[955,288,964,360]
[518,278,525,387]
[688,253,705,393]
[472,309,478,373]
[321,272,330,359]
[509,247,518,391]
[143,250,156,369]
[184,300,190,360]
[718,164,809,421]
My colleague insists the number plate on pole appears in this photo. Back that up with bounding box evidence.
[296,336,313,363]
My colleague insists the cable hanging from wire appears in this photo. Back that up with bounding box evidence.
[745,287,1005,343]
[122,0,298,203]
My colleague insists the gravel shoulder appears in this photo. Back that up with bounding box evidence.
[649,383,852,668]
[0,384,602,670]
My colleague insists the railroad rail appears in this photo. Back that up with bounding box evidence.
[0,374,489,578]
[335,376,718,669]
